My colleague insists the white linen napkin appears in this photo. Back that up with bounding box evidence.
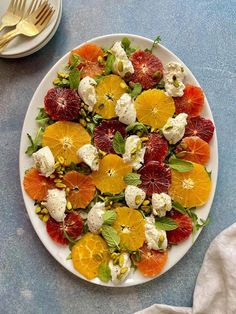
[135,223,236,314]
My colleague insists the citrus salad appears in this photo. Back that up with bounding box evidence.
[23,36,214,284]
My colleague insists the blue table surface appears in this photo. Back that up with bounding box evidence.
[0,0,236,313]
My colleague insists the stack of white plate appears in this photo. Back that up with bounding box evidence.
[0,0,62,58]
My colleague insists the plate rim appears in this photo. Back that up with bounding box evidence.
[19,33,218,287]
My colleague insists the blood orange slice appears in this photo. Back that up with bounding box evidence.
[94,120,126,153]
[134,244,168,276]
[174,85,204,117]
[46,211,84,245]
[129,50,164,89]
[63,171,96,209]
[138,161,171,196]
[144,133,168,163]
[176,136,210,165]
[44,88,81,121]
[184,116,214,143]
[23,168,54,201]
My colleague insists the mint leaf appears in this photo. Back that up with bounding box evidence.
[112,131,125,154]
[103,210,117,225]
[172,201,187,214]
[167,159,193,172]
[155,217,179,231]
[104,54,115,75]
[86,122,95,135]
[124,173,141,186]
[25,127,44,156]
[121,37,131,50]
[126,122,148,134]
[101,225,120,250]
[69,68,81,89]
[130,83,142,98]
[98,263,111,282]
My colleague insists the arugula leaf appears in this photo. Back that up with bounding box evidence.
[69,53,81,70]
[172,201,187,214]
[92,114,103,124]
[112,131,125,154]
[155,217,179,231]
[98,263,111,282]
[104,192,125,205]
[94,75,105,84]
[123,173,141,186]
[103,210,117,225]
[101,225,120,250]
[146,35,161,53]
[66,253,72,260]
[69,68,81,89]
[167,158,193,172]
[25,127,44,156]
[86,122,95,135]
[121,36,136,57]
[187,209,210,237]
[126,122,148,135]
[104,53,115,75]
[35,108,52,128]
[130,83,142,98]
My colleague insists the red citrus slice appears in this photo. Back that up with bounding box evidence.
[129,50,164,89]
[63,171,96,209]
[23,168,54,201]
[94,120,126,153]
[46,211,84,245]
[174,85,204,117]
[144,133,168,163]
[138,161,171,196]
[184,116,214,143]
[176,136,210,165]
[134,244,168,276]
[167,210,193,244]
[44,88,81,121]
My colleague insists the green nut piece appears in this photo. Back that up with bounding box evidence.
[118,254,125,267]
[117,61,124,73]
[135,195,142,205]
[142,200,150,206]
[35,206,41,214]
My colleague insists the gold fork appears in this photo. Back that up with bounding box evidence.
[0,1,55,51]
[0,0,27,32]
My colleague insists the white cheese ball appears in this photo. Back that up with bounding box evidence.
[115,93,136,125]
[78,76,97,111]
[87,202,105,234]
[164,62,185,97]
[111,41,134,77]
[162,113,188,144]
[109,253,132,284]
[32,146,55,177]
[77,144,99,171]
[145,216,168,250]
[46,189,66,222]
[123,135,145,170]
[152,193,172,217]
[125,185,146,209]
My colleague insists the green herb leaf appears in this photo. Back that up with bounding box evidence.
[131,250,141,263]
[172,201,187,214]
[147,35,161,53]
[25,127,44,156]
[69,68,81,89]
[101,225,120,250]
[123,173,141,186]
[126,122,148,135]
[86,122,95,135]
[167,158,193,172]
[35,108,52,128]
[130,83,142,98]
[98,263,111,282]
[94,75,105,84]
[104,192,125,205]
[63,228,77,244]
[69,53,81,70]
[121,37,131,50]
[66,253,72,260]
[112,131,125,154]
[103,210,117,225]
[155,217,179,231]
[104,53,115,75]
[92,114,103,124]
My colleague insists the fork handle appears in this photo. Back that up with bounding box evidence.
[0,29,21,49]
[0,24,5,32]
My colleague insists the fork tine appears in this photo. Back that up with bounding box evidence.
[36,2,50,21]
[27,1,49,20]
[8,0,16,11]
[19,0,27,16]
[39,8,54,27]
[15,0,22,15]
[36,5,51,25]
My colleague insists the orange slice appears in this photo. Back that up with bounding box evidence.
[135,89,175,128]
[113,207,145,251]
[42,121,91,166]
[176,136,210,165]
[71,43,104,62]
[23,168,54,201]
[134,244,168,276]
[94,75,128,119]
[72,233,110,280]
[63,171,96,209]
[91,154,132,194]
[168,162,211,208]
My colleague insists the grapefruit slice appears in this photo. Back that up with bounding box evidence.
[144,133,168,163]
[184,116,214,143]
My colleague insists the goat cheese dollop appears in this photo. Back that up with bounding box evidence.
[152,193,172,217]
[78,76,97,112]
[109,253,132,284]
[87,202,105,234]
[46,189,66,222]
[145,216,168,250]
[115,93,136,125]
[125,185,146,209]
[111,41,134,77]
[123,135,145,170]
[164,62,185,97]
[77,144,99,171]
[162,113,188,144]
[32,146,55,177]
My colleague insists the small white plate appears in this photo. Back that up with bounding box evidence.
[19,34,218,287]
[0,0,61,57]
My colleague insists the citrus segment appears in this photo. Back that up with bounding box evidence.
[135,89,175,128]
[91,154,132,194]
[72,233,110,279]
[23,168,54,201]
[94,75,128,119]
[169,162,211,208]
[42,121,91,166]
[135,244,168,276]
[113,207,145,251]
[176,136,210,165]
[63,171,96,209]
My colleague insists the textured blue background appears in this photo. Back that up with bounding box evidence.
[0,0,236,313]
